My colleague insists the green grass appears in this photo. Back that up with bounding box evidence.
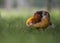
[0,9,60,43]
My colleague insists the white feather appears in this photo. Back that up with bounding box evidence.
[43,16,46,19]
[30,22,32,25]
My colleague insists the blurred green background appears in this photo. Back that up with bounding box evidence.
[0,0,60,43]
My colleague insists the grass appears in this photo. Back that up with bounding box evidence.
[0,9,60,43]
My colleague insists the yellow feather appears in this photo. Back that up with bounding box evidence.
[26,17,34,27]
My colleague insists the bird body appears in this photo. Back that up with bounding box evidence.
[33,16,51,29]
[26,10,52,31]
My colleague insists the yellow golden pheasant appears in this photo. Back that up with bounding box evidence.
[26,10,52,31]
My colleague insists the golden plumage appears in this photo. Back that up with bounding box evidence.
[26,16,40,27]
[33,16,51,29]
[26,10,52,31]
[26,17,33,27]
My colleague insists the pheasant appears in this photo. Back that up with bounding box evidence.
[26,10,52,31]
